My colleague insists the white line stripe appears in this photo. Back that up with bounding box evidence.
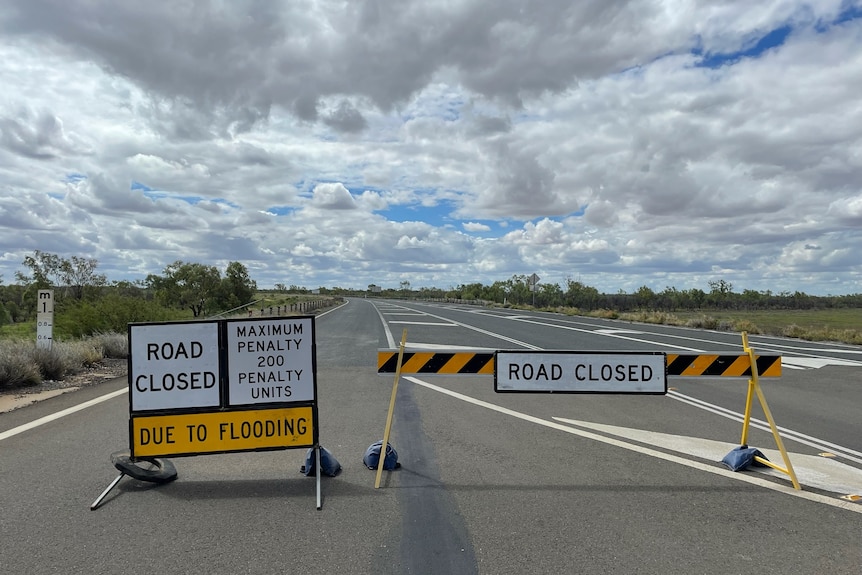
[668,390,862,464]
[389,321,456,326]
[0,388,128,442]
[380,302,540,350]
[405,376,862,514]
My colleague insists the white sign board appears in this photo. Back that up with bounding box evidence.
[129,322,221,412]
[226,317,316,406]
[36,290,54,350]
[495,351,666,393]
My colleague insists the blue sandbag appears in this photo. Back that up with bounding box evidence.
[363,440,400,470]
[300,446,342,477]
[721,444,768,471]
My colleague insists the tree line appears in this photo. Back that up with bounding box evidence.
[0,251,257,336]
[3,253,861,337]
[368,275,862,311]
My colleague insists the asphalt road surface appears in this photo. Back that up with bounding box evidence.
[2,298,861,574]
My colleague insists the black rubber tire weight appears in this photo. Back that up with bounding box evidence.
[111,451,178,484]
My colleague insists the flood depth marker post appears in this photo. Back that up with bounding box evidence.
[36,289,54,350]
[375,329,407,489]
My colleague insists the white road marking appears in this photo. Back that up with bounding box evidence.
[404,343,497,351]
[375,301,539,351]
[594,329,645,335]
[782,357,861,369]
[668,390,862,464]
[389,321,457,326]
[553,416,862,495]
[0,388,128,442]
[405,376,862,514]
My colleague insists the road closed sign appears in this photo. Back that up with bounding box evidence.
[129,322,221,412]
[495,351,666,394]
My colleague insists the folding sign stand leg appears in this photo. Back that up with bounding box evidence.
[739,332,801,490]
[90,473,126,511]
[315,445,322,510]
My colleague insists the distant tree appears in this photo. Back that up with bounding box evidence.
[635,285,656,309]
[15,250,106,300]
[506,275,531,305]
[708,279,734,309]
[537,282,563,307]
[16,250,62,289]
[60,256,107,299]
[564,279,601,310]
[217,261,257,310]
[147,261,221,317]
[110,279,148,299]
[686,288,707,309]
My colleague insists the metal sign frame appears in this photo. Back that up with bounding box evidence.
[93,315,322,511]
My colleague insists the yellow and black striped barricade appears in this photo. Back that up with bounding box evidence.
[378,350,781,378]
[377,340,798,490]
[377,350,495,376]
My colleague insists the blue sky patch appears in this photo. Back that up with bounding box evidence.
[266,206,294,216]
[130,180,152,192]
[695,26,792,68]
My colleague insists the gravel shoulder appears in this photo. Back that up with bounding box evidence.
[0,358,127,413]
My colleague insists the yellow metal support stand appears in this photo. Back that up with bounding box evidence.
[375,329,407,489]
[739,332,801,490]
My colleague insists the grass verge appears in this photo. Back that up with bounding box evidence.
[0,332,128,391]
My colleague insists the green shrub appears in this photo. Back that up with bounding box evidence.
[782,324,806,339]
[686,315,720,330]
[33,347,67,380]
[590,309,619,319]
[91,331,128,359]
[0,342,41,389]
[0,338,118,389]
[55,294,181,338]
[731,320,761,334]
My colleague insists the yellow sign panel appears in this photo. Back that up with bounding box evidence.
[131,406,314,458]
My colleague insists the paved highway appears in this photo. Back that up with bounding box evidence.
[1,297,861,574]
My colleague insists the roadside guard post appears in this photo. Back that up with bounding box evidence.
[91,316,322,510]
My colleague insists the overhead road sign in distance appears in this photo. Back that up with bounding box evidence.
[495,351,667,394]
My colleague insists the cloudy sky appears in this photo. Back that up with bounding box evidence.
[1,1,861,296]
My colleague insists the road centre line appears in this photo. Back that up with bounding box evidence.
[405,375,862,514]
